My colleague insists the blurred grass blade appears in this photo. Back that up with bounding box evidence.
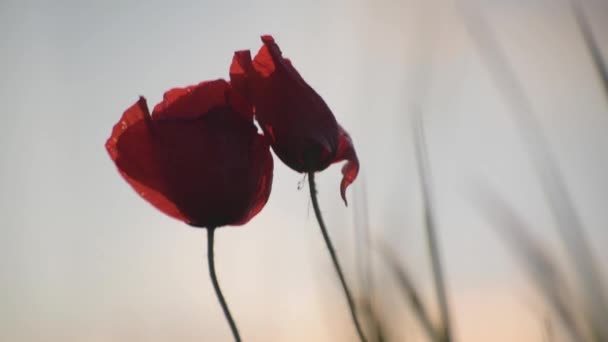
[542,314,555,342]
[470,186,587,341]
[457,3,608,339]
[353,179,390,342]
[568,0,608,102]
[353,177,375,303]
[404,7,452,340]
[359,297,389,342]
[412,108,453,342]
[379,246,441,342]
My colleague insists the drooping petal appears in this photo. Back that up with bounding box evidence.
[248,35,340,173]
[232,35,360,203]
[333,125,359,206]
[106,97,188,222]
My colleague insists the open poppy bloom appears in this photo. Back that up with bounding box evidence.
[230,35,359,205]
[106,79,273,228]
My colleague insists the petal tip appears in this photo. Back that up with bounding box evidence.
[231,50,253,74]
[261,35,275,44]
[136,96,148,112]
[106,97,151,155]
[233,49,252,60]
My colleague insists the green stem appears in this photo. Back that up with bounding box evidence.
[308,172,368,342]
[207,227,241,342]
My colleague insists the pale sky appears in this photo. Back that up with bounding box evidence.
[1,0,607,341]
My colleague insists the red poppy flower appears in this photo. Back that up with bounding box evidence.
[106,79,273,228]
[230,35,359,205]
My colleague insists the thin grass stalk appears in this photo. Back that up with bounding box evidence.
[412,110,453,342]
[353,178,374,304]
[403,7,451,339]
[379,246,442,342]
[353,180,388,342]
[568,0,608,102]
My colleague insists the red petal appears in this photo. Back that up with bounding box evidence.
[230,50,253,75]
[255,36,306,84]
[249,35,339,172]
[234,134,274,225]
[229,50,256,117]
[151,79,230,120]
[235,35,359,203]
[333,125,359,206]
[252,36,278,77]
[106,97,188,222]
[108,81,273,228]
[151,106,270,227]
[230,50,253,96]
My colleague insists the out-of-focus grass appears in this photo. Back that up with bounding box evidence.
[341,2,607,341]
[379,246,442,342]
[349,110,453,342]
[568,0,608,102]
[471,186,590,341]
[457,1,607,339]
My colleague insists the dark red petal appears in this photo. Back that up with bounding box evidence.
[252,35,278,76]
[234,134,274,225]
[105,97,188,222]
[230,50,253,96]
[255,36,308,86]
[242,35,359,202]
[151,79,230,120]
[152,106,269,227]
[230,50,253,76]
[249,35,339,172]
[333,125,359,206]
[228,51,256,117]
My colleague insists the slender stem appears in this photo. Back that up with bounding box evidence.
[308,172,368,342]
[207,227,241,342]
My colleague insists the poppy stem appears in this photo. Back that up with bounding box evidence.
[206,227,241,342]
[308,172,368,342]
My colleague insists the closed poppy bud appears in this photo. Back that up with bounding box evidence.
[230,35,359,205]
[106,79,273,228]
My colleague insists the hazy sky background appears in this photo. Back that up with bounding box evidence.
[1,0,607,341]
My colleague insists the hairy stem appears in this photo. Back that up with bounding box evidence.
[207,227,241,342]
[308,172,368,342]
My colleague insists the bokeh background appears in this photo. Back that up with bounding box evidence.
[1,0,607,340]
